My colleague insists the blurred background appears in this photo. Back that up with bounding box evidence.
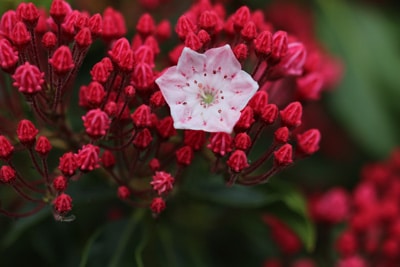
[0,0,399,266]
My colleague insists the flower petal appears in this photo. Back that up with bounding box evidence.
[224,70,259,111]
[204,44,241,77]
[176,47,206,77]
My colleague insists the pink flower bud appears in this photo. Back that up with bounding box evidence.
[136,13,155,37]
[12,62,44,95]
[82,109,111,138]
[227,150,249,172]
[151,171,174,195]
[296,129,320,155]
[280,102,302,128]
[150,197,166,214]
[176,146,193,166]
[53,193,73,214]
[59,152,79,176]
[117,186,131,199]
[35,136,52,157]
[17,119,39,145]
[0,165,16,183]
[49,46,75,75]
[133,128,153,149]
[274,144,293,166]
[234,133,251,150]
[77,144,100,172]
[208,132,232,156]
[0,135,14,160]
[53,175,68,192]
[274,127,290,144]
[131,104,153,128]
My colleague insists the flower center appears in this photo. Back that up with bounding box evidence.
[202,92,214,105]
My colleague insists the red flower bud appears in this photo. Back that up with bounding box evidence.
[151,171,174,195]
[296,72,324,101]
[0,38,18,72]
[10,21,31,47]
[102,8,126,41]
[150,197,166,214]
[17,2,40,26]
[49,46,75,75]
[240,21,257,41]
[176,146,193,166]
[274,144,293,166]
[235,106,255,130]
[117,186,131,200]
[208,132,232,156]
[227,150,249,172]
[271,31,288,61]
[280,102,302,128]
[88,13,103,37]
[42,31,57,49]
[136,13,155,38]
[53,193,72,214]
[35,136,52,157]
[53,175,68,192]
[232,6,250,31]
[274,127,290,144]
[254,30,272,58]
[184,31,202,51]
[198,30,211,45]
[234,133,251,150]
[131,104,153,128]
[198,10,218,32]
[0,165,16,183]
[149,158,160,171]
[260,104,278,124]
[133,128,153,149]
[77,144,100,172]
[296,129,321,155]
[58,152,79,176]
[50,0,69,23]
[17,119,39,145]
[156,116,176,139]
[0,11,18,39]
[12,62,44,95]
[233,43,248,61]
[85,81,105,106]
[248,90,268,115]
[101,150,115,169]
[82,109,111,138]
[175,15,197,39]
[132,62,154,90]
[0,135,14,160]
[75,27,92,48]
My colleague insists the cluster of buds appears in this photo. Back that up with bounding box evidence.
[0,0,340,220]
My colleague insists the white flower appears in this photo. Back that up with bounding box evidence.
[155,45,259,133]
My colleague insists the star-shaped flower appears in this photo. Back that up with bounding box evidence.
[155,45,259,133]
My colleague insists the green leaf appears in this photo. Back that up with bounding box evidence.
[315,0,400,157]
[266,180,316,252]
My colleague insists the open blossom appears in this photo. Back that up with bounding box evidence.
[155,45,258,133]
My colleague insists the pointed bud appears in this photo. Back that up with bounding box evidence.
[175,15,196,40]
[274,127,290,144]
[49,46,75,75]
[151,171,174,195]
[156,20,171,40]
[59,152,79,176]
[77,144,100,172]
[133,128,153,149]
[184,130,205,151]
[274,144,293,166]
[297,129,321,155]
[207,132,232,156]
[131,104,153,128]
[10,21,31,47]
[117,186,131,199]
[0,135,14,160]
[235,106,255,130]
[0,39,18,72]
[271,31,288,61]
[12,62,44,95]
[82,109,111,138]
[35,136,52,157]
[50,0,69,23]
[232,6,250,31]
[17,119,39,145]
[53,193,72,214]
[42,31,57,50]
[88,13,103,37]
[248,91,268,115]
[260,104,278,124]
[53,175,68,192]
[234,133,251,150]
[150,197,166,214]
[0,165,16,183]
[176,146,193,166]
[136,13,155,37]
[198,10,218,32]
[233,43,248,61]
[75,27,92,48]
[280,102,302,128]
[254,30,272,58]
[240,21,257,41]
[185,31,202,51]
[101,150,115,169]
[156,116,176,139]
[227,150,249,172]
[296,72,324,101]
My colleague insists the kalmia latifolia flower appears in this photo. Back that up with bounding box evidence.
[156,45,258,133]
[0,0,337,219]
